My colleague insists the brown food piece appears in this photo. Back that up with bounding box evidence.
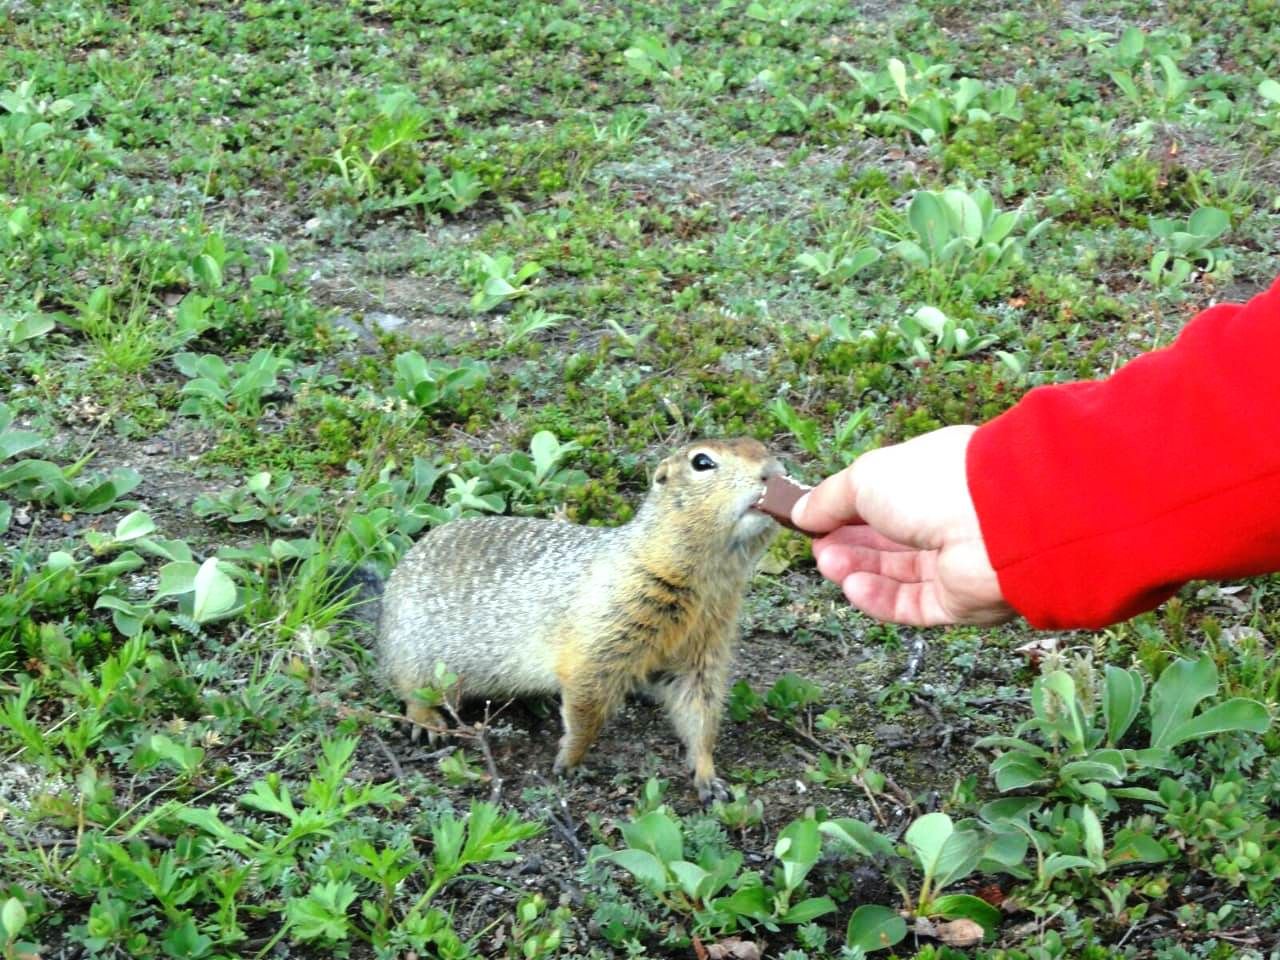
[755,475,812,533]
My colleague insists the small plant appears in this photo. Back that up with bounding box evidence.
[596,808,835,935]
[390,351,489,413]
[793,244,880,287]
[0,404,141,526]
[897,305,997,361]
[480,431,588,512]
[330,87,431,196]
[0,305,55,349]
[174,349,292,421]
[194,471,323,532]
[978,654,1269,809]
[839,55,1020,144]
[1104,28,1193,120]
[884,185,1050,302]
[768,398,874,469]
[1145,207,1230,289]
[468,253,542,313]
[504,306,569,347]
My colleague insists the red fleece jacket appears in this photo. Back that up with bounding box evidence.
[966,278,1280,630]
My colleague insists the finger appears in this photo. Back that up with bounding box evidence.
[840,572,957,627]
[814,525,915,554]
[790,467,862,533]
[812,541,936,585]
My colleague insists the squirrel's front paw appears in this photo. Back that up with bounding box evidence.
[697,777,731,806]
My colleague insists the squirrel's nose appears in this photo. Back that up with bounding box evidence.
[761,460,783,481]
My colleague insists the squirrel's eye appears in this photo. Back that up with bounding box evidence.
[690,452,717,471]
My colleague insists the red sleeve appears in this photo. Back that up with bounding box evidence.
[966,277,1280,630]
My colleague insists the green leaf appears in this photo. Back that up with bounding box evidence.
[1259,78,1280,104]
[605,849,669,893]
[781,896,836,924]
[2,897,27,939]
[906,813,984,890]
[845,904,906,952]
[942,188,983,242]
[114,510,156,542]
[930,893,1000,934]
[1109,829,1169,866]
[1042,852,1096,882]
[991,752,1047,792]
[1163,697,1270,748]
[161,914,213,959]
[1081,805,1105,864]
[286,881,356,943]
[908,191,950,257]
[1149,655,1219,749]
[819,818,895,858]
[0,428,44,459]
[191,557,237,622]
[887,57,908,101]
[890,239,930,269]
[1187,206,1229,240]
[1103,665,1144,744]
[668,860,707,899]
[621,810,683,864]
[775,817,822,892]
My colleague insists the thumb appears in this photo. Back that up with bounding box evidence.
[791,465,863,534]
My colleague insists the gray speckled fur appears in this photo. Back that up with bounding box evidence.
[379,516,626,696]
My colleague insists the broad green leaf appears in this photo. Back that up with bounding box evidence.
[983,210,1020,245]
[0,428,43,459]
[605,849,669,893]
[621,810,683,864]
[775,817,821,891]
[1163,697,1270,747]
[1117,26,1145,62]
[713,880,771,921]
[1149,655,1217,749]
[1187,206,1229,240]
[845,904,906,952]
[819,818,895,858]
[529,430,563,482]
[1042,852,1095,882]
[906,813,984,889]
[930,893,1000,934]
[192,557,237,622]
[890,239,929,269]
[1259,78,1280,104]
[887,57,908,101]
[942,188,983,242]
[1103,665,1144,744]
[2,897,27,939]
[668,860,707,899]
[907,191,950,257]
[114,510,156,542]
[991,752,1047,792]
[913,306,949,338]
[1109,828,1169,866]
[780,896,836,924]
[1081,805,1105,864]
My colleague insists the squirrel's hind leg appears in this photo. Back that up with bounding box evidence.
[553,675,625,775]
[653,663,731,805]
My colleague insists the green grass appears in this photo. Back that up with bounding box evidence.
[3,1,1280,958]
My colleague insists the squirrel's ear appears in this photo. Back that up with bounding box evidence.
[653,462,670,486]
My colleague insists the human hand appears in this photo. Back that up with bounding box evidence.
[791,425,1014,627]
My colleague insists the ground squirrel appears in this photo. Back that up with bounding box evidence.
[377,438,784,801]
